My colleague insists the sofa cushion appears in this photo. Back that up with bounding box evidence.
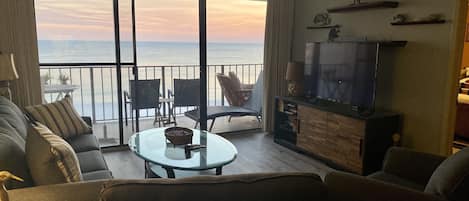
[425,147,469,201]
[83,170,113,181]
[100,173,326,201]
[67,134,100,153]
[9,180,108,201]
[24,97,92,139]
[368,171,425,191]
[0,135,33,189]
[0,96,28,139]
[76,150,109,173]
[26,123,83,185]
[0,118,25,150]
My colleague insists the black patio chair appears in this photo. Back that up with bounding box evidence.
[184,72,263,131]
[168,79,200,125]
[124,79,163,130]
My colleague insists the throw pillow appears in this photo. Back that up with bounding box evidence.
[424,147,469,201]
[24,97,91,139]
[26,123,83,185]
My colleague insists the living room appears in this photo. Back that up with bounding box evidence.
[1,0,468,201]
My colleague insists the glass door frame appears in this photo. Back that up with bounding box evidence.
[109,0,208,148]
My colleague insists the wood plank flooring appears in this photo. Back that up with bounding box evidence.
[103,132,334,180]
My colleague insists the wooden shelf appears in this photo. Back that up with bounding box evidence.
[328,1,399,13]
[391,20,446,26]
[307,25,341,30]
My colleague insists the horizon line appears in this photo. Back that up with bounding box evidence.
[38,39,264,45]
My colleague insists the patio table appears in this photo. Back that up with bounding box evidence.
[43,84,80,102]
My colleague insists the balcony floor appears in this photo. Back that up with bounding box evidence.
[92,115,262,147]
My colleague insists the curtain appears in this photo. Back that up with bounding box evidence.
[0,0,42,107]
[263,0,295,132]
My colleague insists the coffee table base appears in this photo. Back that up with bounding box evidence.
[145,161,223,179]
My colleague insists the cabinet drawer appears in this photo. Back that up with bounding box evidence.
[328,113,366,139]
[298,106,327,135]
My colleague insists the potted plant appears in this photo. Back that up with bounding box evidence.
[41,73,52,85]
[59,73,70,85]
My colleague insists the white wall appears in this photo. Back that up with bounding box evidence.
[291,0,463,155]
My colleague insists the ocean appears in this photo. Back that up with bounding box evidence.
[38,40,264,121]
[38,40,264,65]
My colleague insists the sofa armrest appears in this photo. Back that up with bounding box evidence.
[82,116,92,128]
[382,147,446,185]
[325,172,445,201]
[9,180,107,201]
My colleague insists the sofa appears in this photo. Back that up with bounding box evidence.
[2,95,468,201]
[9,147,469,201]
[325,147,469,201]
[0,96,112,189]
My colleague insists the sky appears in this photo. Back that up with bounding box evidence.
[34,0,267,43]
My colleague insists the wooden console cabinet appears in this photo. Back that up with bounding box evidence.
[274,97,401,175]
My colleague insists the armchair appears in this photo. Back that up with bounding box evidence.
[217,72,253,107]
[324,147,469,201]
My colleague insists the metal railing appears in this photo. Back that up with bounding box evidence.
[40,64,263,122]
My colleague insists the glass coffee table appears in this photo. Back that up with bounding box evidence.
[128,128,238,178]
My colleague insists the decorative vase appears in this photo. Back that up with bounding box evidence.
[287,81,304,97]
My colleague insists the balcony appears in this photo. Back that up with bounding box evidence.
[40,64,264,147]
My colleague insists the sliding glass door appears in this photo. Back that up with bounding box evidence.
[35,0,138,147]
[35,0,265,147]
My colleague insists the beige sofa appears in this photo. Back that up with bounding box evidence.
[9,171,446,201]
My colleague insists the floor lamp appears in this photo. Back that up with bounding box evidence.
[0,53,19,100]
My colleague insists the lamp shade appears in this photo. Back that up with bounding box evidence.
[0,54,18,81]
[285,62,304,81]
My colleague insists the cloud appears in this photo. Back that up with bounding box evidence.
[35,0,266,43]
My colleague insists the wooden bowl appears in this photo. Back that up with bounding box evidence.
[165,127,193,145]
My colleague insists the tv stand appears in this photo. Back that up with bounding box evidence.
[274,96,401,175]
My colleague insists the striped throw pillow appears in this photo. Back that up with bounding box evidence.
[25,97,92,139]
[26,123,83,185]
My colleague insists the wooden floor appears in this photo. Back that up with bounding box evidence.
[94,115,262,147]
[103,132,334,180]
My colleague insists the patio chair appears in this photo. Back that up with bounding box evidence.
[168,79,200,125]
[124,79,163,130]
[184,72,263,131]
[216,72,253,107]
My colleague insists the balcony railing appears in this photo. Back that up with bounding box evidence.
[39,64,263,122]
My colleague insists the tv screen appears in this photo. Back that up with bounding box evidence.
[304,42,379,109]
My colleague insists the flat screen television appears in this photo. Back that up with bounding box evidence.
[304,42,379,110]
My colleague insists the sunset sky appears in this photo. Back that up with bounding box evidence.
[34,0,267,43]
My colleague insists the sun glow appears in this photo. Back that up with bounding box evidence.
[35,0,267,43]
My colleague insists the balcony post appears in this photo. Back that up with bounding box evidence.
[90,67,97,123]
[221,65,225,106]
[162,66,166,118]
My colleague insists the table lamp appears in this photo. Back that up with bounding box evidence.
[285,62,304,97]
[0,53,19,100]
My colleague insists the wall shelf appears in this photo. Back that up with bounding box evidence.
[391,20,446,26]
[328,1,399,13]
[307,25,341,30]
